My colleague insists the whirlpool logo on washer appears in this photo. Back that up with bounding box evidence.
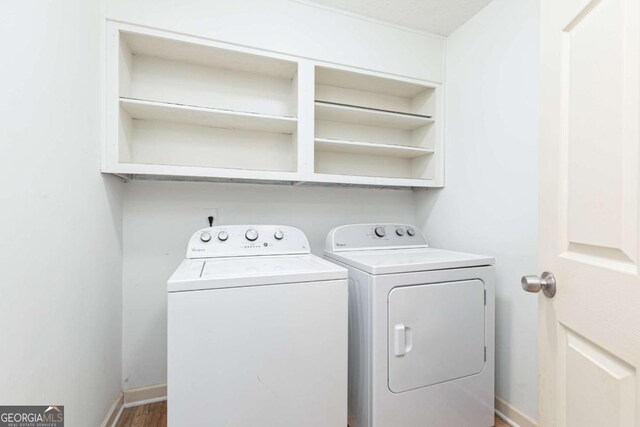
[0,405,64,426]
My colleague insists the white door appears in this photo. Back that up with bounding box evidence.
[387,280,485,393]
[533,0,640,425]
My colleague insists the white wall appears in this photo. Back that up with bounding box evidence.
[106,0,444,82]
[414,0,540,421]
[0,1,123,425]
[122,181,415,388]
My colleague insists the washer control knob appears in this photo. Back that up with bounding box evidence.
[217,231,229,241]
[406,228,416,236]
[245,229,259,241]
[200,232,212,243]
[375,226,386,238]
[396,228,405,236]
[274,230,284,240]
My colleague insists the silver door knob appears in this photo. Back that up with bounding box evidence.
[521,272,556,298]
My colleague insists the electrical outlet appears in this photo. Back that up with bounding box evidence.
[203,208,219,227]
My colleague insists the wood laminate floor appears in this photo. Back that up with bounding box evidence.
[116,401,166,427]
[115,401,510,427]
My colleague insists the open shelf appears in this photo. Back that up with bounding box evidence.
[315,138,433,158]
[314,151,434,180]
[119,32,298,117]
[315,66,436,117]
[312,66,439,184]
[118,113,297,172]
[315,101,433,130]
[316,66,432,98]
[121,31,296,78]
[120,98,297,134]
[111,25,300,175]
[105,23,443,187]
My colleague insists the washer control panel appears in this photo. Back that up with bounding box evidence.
[325,224,428,252]
[186,225,309,259]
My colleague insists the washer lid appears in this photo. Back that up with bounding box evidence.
[168,254,346,292]
[325,247,494,275]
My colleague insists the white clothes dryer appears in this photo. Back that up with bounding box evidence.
[168,225,348,427]
[324,223,495,427]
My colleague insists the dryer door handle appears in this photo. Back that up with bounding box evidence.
[393,324,413,356]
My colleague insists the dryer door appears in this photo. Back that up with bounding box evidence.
[388,279,486,393]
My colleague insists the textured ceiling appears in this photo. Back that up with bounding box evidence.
[300,0,493,35]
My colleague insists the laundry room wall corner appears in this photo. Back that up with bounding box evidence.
[414,0,540,421]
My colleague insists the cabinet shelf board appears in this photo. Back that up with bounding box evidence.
[120,98,297,134]
[122,31,297,79]
[315,101,433,130]
[105,162,301,182]
[309,172,434,188]
[103,163,435,188]
[315,138,433,158]
[315,66,433,97]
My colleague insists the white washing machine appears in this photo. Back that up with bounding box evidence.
[324,223,495,427]
[168,225,348,427]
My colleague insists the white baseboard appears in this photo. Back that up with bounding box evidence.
[100,392,124,427]
[111,386,534,427]
[496,409,520,427]
[100,385,167,427]
[123,383,167,408]
[495,396,537,427]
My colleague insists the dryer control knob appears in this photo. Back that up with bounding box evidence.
[200,232,212,243]
[396,228,405,236]
[217,231,229,241]
[274,230,284,240]
[375,226,386,238]
[406,228,416,236]
[245,229,259,241]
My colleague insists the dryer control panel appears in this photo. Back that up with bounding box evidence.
[186,225,310,259]
[325,223,428,252]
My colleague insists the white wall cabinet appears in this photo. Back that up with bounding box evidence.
[104,22,444,188]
